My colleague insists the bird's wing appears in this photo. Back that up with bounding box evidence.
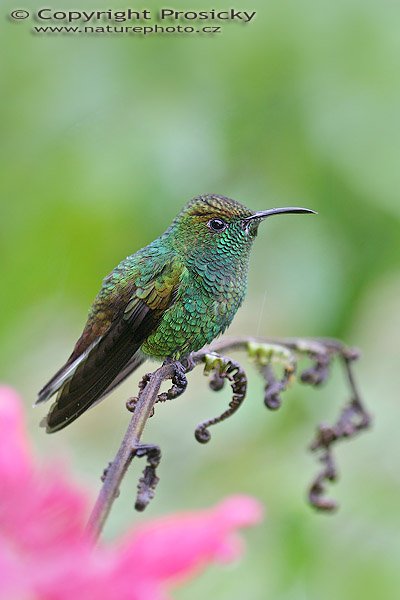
[92,350,147,403]
[37,258,183,433]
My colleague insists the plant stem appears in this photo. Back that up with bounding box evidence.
[86,362,175,541]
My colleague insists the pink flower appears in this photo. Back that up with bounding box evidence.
[0,386,263,600]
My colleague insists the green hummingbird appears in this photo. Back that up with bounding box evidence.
[37,194,315,432]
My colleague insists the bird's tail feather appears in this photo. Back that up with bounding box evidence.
[36,341,100,405]
[38,318,149,433]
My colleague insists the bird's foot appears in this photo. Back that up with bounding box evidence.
[157,359,188,402]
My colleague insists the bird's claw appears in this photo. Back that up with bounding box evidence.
[157,360,188,402]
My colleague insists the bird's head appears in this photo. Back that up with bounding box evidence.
[169,194,316,264]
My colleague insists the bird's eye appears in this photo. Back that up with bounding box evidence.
[207,218,227,232]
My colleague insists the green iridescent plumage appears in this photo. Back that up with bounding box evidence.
[37,194,315,432]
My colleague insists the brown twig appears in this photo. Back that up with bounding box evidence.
[86,335,371,540]
[86,362,175,540]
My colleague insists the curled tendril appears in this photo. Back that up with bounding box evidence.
[195,355,247,444]
[260,362,296,409]
[307,355,371,511]
[208,370,225,391]
[246,342,296,410]
[134,444,162,512]
[308,447,338,511]
[126,373,151,412]
[300,352,331,386]
[243,338,370,511]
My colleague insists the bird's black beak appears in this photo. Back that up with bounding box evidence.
[241,206,317,234]
[244,206,317,222]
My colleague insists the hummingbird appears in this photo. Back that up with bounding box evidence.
[37,194,315,432]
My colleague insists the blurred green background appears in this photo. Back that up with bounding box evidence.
[2,0,400,598]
